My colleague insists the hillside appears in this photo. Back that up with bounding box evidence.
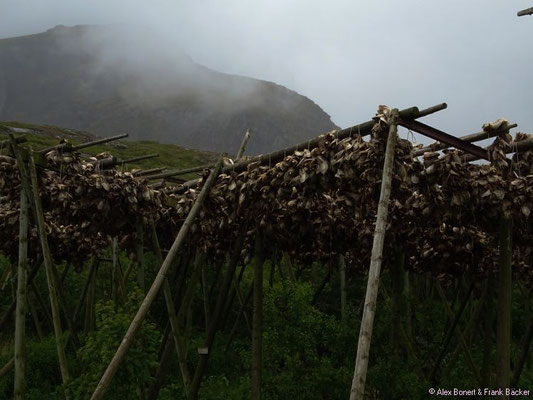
[0,25,338,155]
[0,121,218,178]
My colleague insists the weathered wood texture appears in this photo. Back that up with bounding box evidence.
[14,188,28,400]
[27,151,71,396]
[350,109,399,400]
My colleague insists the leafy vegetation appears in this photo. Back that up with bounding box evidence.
[1,251,530,399]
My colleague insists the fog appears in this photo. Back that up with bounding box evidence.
[1,0,532,143]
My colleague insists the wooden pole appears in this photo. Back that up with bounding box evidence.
[511,315,533,386]
[0,264,12,291]
[29,279,52,330]
[429,282,474,382]
[89,157,223,400]
[149,220,192,393]
[446,282,489,371]
[201,263,210,333]
[28,296,43,340]
[0,263,42,333]
[252,232,266,400]
[339,255,347,323]
[435,281,482,386]
[350,109,399,400]
[60,263,71,285]
[496,217,512,398]
[51,262,80,346]
[413,123,516,157]
[188,226,247,400]
[112,238,118,303]
[136,216,144,292]
[518,7,533,16]
[147,334,175,400]
[236,129,251,159]
[390,251,405,350]
[222,266,250,333]
[0,358,15,379]
[72,258,98,327]
[482,274,494,388]
[404,271,413,340]
[225,284,253,352]
[14,188,29,399]
[27,150,71,396]
[84,263,97,335]
[380,284,426,381]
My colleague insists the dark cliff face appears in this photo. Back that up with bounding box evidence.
[0,25,337,154]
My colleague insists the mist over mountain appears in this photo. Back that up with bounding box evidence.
[0,24,337,154]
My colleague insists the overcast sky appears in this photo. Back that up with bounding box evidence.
[1,0,532,143]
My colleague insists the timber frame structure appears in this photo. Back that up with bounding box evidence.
[0,102,532,400]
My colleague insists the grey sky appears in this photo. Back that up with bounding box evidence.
[1,0,532,144]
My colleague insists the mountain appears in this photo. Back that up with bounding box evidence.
[0,25,338,155]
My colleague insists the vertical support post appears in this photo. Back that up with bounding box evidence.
[149,219,192,393]
[14,187,29,399]
[481,274,494,388]
[72,258,98,327]
[252,232,266,400]
[30,280,52,330]
[188,226,247,400]
[390,251,405,349]
[350,109,399,400]
[84,265,97,335]
[201,264,210,333]
[27,151,71,396]
[236,129,251,159]
[60,263,71,285]
[112,238,118,303]
[339,255,347,323]
[28,296,43,340]
[511,315,533,386]
[404,271,413,340]
[136,216,145,292]
[496,216,512,398]
[90,157,223,400]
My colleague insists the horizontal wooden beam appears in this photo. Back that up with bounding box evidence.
[37,133,129,154]
[119,153,159,164]
[399,119,489,161]
[518,7,533,16]
[413,123,517,157]
[465,136,533,162]
[146,163,213,180]
[133,167,167,177]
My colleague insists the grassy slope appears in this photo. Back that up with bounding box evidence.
[0,121,219,179]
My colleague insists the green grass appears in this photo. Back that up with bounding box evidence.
[0,121,218,178]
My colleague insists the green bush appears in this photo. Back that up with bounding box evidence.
[0,335,65,400]
[69,289,161,399]
[194,281,355,400]
[260,282,353,400]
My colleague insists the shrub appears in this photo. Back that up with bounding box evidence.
[69,289,161,399]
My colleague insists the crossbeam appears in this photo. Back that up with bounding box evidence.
[399,119,490,161]
[518,7,533,16]
[120,153,159,164]
[38,133,129,154]
[413,123,517,157]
